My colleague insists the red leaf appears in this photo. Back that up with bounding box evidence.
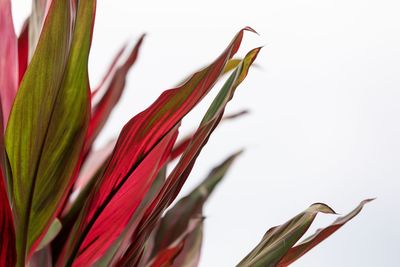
[91,45,126,98]
[75,139,116,197]
[86,35,145,151]
[116,46,261,266]
[147,218,202,267]
[0,95,15,267]
[60,28,254,266]
[61,126,179,267]
[150,151,241,260]
[0,175,16,267]
[0,0,18,125]
[170,222,202,267]
[147,242,184,267]
[17,20,29,84]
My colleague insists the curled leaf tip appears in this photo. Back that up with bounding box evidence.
[309,203,337,215]
[243,26,259,35]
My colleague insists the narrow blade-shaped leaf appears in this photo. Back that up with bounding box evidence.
[93,167,168,267]
[60,140,116,233]
[151,151,242,256]
[91,45,126,98]
[35,218,62,252]
[147,243,184,267]
[17,19,29,84]
[86,35,145,150]
[146,218,202,267]
[0,0,18,124]
[0,165,16,267]
[28,0,50,60]
[116,47,261,266]
[171,222,203,267]
[237,204,335,267]
[74,140,117,199]
[0,102,16,266]
[29,247,52,267]
[61,126,179,267]
[176,58,243,86]
[59,28,254,266]
[277,199,373,267]
[5,0,96,263]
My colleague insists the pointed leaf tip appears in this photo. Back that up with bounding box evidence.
[242,26,259,35]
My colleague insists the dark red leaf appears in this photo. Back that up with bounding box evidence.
[0,176,16,267]
[147,242,184,267]
[116,46,261,266]
[17,20,29,84]
[60,126,179,267]
[59,28,254,267]
[0,87,16,267]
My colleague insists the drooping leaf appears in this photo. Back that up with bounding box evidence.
[5,0,96,263]
[277,199,374,267]
[237,204,336,267]
[151,151,242,257]
[86,35,145,151]
[0,0,18,125]
[59,28,254,266]
[237,200,372,267]
[116,46,261,266]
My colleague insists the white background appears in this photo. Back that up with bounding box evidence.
[12,1,400,266]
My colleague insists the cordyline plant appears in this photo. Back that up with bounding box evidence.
[0,1,372,267]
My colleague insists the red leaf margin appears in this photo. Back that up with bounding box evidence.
[115,46,261,266]
[59,27,256,266]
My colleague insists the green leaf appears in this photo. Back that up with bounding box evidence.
[28,0,50,60]
[36,218,62,252]
[151,151,242,259]
[237,203,335,267]
[116,46,261,266]
[5,0,95,264]
[237,200,371,267]
[277,199,373,266]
